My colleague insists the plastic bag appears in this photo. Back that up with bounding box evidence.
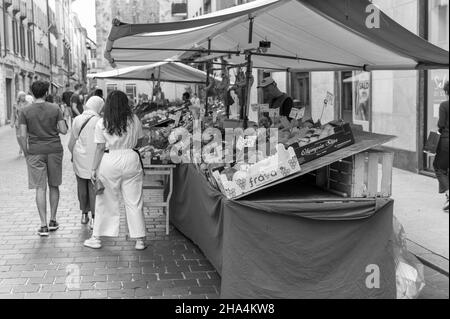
[393,217,426,299]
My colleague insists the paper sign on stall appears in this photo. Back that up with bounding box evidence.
[325,92,334,106]
[259,104,270,112]
[289,107,305,120]
[268,107,280,117]
[237,135,257,149]
[169,112,182,126]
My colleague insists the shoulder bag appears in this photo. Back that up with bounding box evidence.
[423,131,441,155]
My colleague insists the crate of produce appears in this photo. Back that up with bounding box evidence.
[312,149,394,198]
[289,123,355,165]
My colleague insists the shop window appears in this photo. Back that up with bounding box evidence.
[340,71,371,131]
[125,84,137,105]
[106,84,118,96]
[290,72,311,119]
[438,4,448,43]
[12,18,18,54]
[19,22,25,57]
[341,72,353,124]
[425,0,449,171]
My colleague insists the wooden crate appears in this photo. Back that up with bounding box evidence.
[313,149,394,198]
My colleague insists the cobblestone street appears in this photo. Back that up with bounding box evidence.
[0,127,220,299]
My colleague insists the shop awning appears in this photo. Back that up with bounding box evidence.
[87,60,217,84]
[105,0,449,71]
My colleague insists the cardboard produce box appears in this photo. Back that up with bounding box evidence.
[289,123,355,165]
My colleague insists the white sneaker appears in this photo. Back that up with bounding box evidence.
[84,236,101,249]
[135,239,146,250]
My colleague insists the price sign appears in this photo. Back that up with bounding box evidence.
[259,104,270,112]
[245,136,257,148]
[170,112,182,126]
[289,107,305,120]
[268,107,280,118]
[237,135,257,149]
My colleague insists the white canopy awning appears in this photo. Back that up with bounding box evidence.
[105,0,449,71]
[87,60,217,84]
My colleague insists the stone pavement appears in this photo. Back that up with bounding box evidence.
[0,126,220,299]
[0,125,448,299]
[391,167,449,275]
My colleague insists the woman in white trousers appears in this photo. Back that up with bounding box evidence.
[84,90,146,250]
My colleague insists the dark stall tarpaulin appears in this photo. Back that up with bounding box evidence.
[105,0,448,71]
[170,165,396,299]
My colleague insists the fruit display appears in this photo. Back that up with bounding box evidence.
[276,119,339,147]
[135,94,353,196]
[141,109,171,127]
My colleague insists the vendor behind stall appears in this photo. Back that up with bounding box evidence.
[258,77,293,120]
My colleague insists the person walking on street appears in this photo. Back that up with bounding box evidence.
[84,90,147,250]
[62,84,74,129]
[25,94,34,105]
[18,81,68,236]
[434,81,449,212]
[10,91,31,157]
[71,84,84,118]
[68,96,104,229]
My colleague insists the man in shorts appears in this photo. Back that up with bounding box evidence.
[18,81,68,236]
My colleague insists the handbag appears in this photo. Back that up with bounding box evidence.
[423,131,441,155]
[91,177,105,195]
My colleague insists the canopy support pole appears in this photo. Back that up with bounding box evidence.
[248,17,254,44]
[205,39,212,116]
[242,51,252,129]
[241,16,255,129]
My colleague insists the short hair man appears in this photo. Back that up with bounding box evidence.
[93,89,104,99]
[18,80,68,236]
[257,76,293,119]
[71,83,84,117]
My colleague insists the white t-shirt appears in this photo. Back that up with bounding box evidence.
[94,114,144,150]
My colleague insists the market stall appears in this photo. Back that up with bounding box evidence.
[103,0,449,298]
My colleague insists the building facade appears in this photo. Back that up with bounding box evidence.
[0,0,91,126]
[95,0,160,72]
[94,0,188,104]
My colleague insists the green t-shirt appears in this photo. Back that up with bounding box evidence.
[19,102,64,155]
